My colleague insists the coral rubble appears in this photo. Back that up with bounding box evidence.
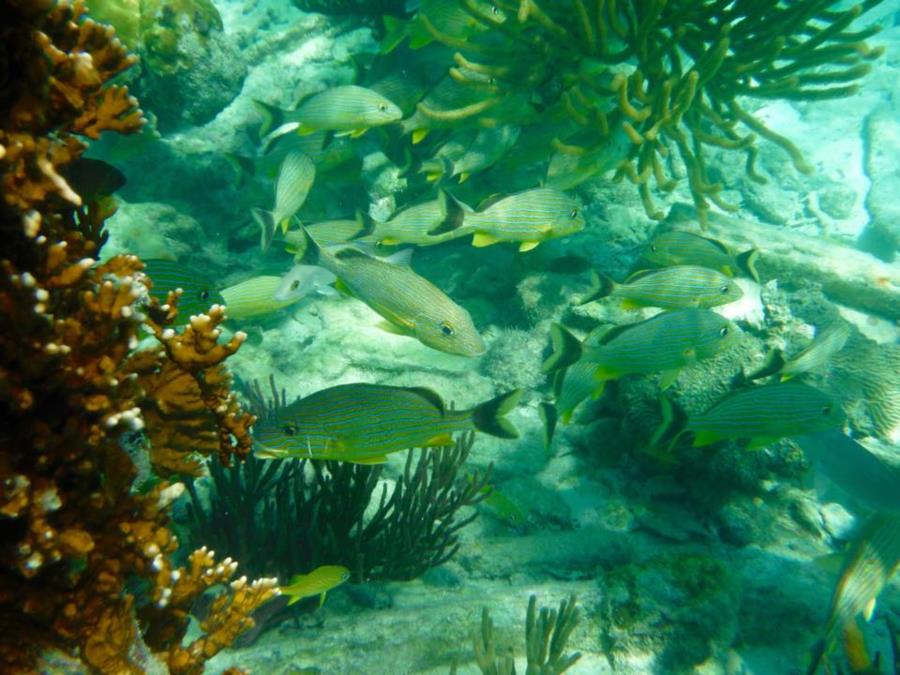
[0,1,272,671]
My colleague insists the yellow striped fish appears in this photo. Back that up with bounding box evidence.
[220,276,304,320]
[581,265,743,310]
[420,126,520,183]
[251,152,316,251]
[281,565,350,607]
[545,309,741,405]
[462,187,585,252]
[807,513,900,674]
[361,190,467,246]
[687,382,845,449]
[141,259,224,320]
[254,384,522,463]
[257,85,402,141]
[299,230,484,356]
[640,230,760,282]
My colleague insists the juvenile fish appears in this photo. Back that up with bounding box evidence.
[281,565,350,607]
[254,383,522,463]
[686,382,845,448]
[547,309,741,403]
[641,230,760,282]
[141,259,224,320]
[807,513,900,674]
[361,190,467,246]
[299,230,485,356]
[251,152,316,251]
[220,276,304,320]
[274,264,337,303]
[463,187,585,252]
[581,265,743,310]
[256,85,402,141]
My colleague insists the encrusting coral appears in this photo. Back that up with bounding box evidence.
[401,0,885,224]
[0,1,274,671]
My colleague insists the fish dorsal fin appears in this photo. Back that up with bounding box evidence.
[333,247,371,261]
[407,386,446,414]
[623,268,658,284]
[704,235,732,254]
[477,193,506,211]
[595,322,638,345]
[384,248,413,267]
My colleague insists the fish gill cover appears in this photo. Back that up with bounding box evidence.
[6,0,900,672]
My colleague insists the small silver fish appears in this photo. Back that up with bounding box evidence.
[274,264,338,303]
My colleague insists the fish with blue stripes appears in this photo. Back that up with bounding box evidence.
[685,382,845,449]
[640,230,760,282]
[255,85,402,142]
[220,276,305,320]
[806,513,900,674]
[461,187,585,252]
[251,152,316,252]
[581,265,743,310]
[141,259,225,320]
[254,384,522,463]
[544,309,741,407]
[360,190,467,246]
[297,230,484,356]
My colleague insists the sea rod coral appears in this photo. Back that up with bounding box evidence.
[0,0,275,671]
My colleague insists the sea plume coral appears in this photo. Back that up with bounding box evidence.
[0,1,273,671]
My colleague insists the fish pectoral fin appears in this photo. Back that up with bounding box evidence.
[380,237,402,245]
[458,172,470,183]
[425,433,455,446]
[349,128,369,139]
[334,278,354,297]
[658,369,680,390]
[318,592,328,608]
[691,430,720,447]
[285,593,301,607]
[864,597,877,622]
[519,241,540,252]
[746,436,779,450]
[352,455,390,465]
[296,123,318,136]
[619,298,642,310]
[472,232,501,247]
[412,129,429,144]
[376,319,413,336]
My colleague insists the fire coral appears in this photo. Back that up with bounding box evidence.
[0,0,276,672]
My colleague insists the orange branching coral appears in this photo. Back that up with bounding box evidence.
[0,0,273,671]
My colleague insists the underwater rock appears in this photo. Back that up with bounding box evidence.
[479,329,546,392]
[102,200,205,261]
[860,102,900,261]
[820,502,857,541]
[665,203,900,321]
[138,0,247,128]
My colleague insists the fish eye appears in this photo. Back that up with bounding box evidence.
[719,285,730,294]
[650,244,657,252]
[282,424,297,436]
[290,280,300,291]
[440,322,455,337]
[378,103,387,112]
[822,405,832,416]
[200,289,210,300]
[719,326,729,337]
[569,208,578,219]
[491,5,499,14]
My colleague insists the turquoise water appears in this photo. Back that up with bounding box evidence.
[79,0,900,672]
